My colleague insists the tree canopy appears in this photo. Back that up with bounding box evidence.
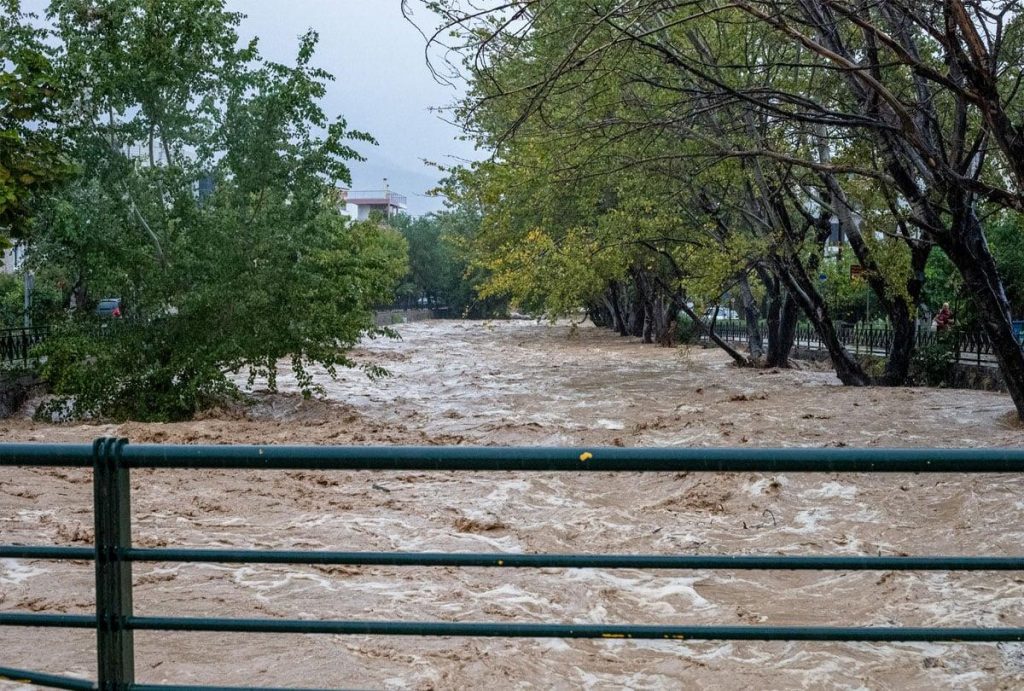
[0,0,71,243]
[6,0,409,420]
[412,0,1024,417]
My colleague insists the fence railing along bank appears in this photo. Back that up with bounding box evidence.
[0,326,48,365]
[373,307,435,327]
[703,321,1000,367]
[2,440,1024,690]
[1,315,435,366]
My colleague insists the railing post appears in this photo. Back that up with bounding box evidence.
[93,437,134,690]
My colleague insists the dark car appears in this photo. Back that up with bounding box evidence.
[95,298,123,318]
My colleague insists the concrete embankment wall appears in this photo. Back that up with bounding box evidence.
[0,370,41,419]
[787,346,1008,392]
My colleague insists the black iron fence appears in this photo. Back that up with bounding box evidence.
[704,321,998,367]
[0,326,48,365]
[3,440,1024,689]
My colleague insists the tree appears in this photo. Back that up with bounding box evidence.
[30,4,407,421]
[0,0,71,242]
[415,0,1024,416]
[390,206,507,317]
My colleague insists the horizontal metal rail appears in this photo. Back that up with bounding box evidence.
[0,668,345,691]
[0,668,344,691]
[7,613,1021,643]
[0,443,94,467]
[0,665,96,691]
[117,444,1024,472]
[124,548,1024,571]
[5,439,1024,690]
[0,545,95,560]
[0,613,97,628]
[7,442,1024,472]
[124,618,1024,642]
[7,545,1024,571]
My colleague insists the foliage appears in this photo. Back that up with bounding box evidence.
[37,319,241,421]
[989,213,1024,319]
[676,311,699,344]
[0,273,20,327]
[25,3,407,421]
[0,271,63,328]
[415,0,1024,391]
[818,254,885,324]
[911,332,958,388]
[389,208,505,317]
[0,0,72,242]
[921,249,964,323]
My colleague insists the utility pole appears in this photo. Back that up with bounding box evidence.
[23,262,33,329]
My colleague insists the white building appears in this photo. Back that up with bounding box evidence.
[347,184,407,221]
[1,243,26,274]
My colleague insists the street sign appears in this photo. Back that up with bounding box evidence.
[818,273,828,282]
[850,265,865,281]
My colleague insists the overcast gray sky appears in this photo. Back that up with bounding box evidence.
[236,1,477,215]
[22,0,478,215]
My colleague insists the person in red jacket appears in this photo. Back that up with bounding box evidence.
[935,302,954,331]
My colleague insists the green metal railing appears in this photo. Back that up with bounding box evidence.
[2,440,1024,690]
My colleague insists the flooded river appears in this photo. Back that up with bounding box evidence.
[3,320,1024,689]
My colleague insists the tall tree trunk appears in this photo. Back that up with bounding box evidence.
[627,272,645,337]
[67,274,88,312]
[678,301,749,366]
[775,259,872,386]
[775,291,800,367]
[938,205,1024,416]
[639,273,655,344]
[608,281,628,336]
[656,302,677,346]
[759,267,800,368]
[884,303,916,384]
[878,241,930,385]
[737,273,764,363]
[818,165,928,385]
[758,267,791,367]
[589,300,612,329]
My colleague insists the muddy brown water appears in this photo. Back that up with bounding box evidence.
[2,319,1024,689]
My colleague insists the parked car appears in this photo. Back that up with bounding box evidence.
[95,298,123,318]
[703,306,739,320]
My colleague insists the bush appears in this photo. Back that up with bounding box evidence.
[35,216,407,422]
[0,273,66,329]
[911,332,957,387]
[0,274,21,328]
[676,311,699,343]
[24,25,408,422]
[36,319,241,422]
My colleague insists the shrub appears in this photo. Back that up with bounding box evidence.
[676,311,699,344]
[911,332,957,387]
